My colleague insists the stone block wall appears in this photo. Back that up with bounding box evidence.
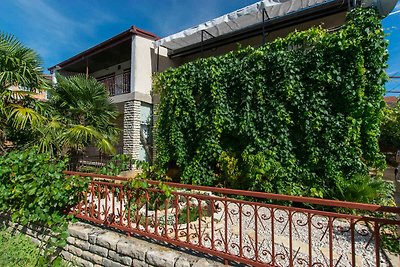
[0,215,225,267]
[123,100,141,160]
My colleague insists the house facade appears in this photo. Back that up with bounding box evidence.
[49,0,394,162]
[49,27,158,161]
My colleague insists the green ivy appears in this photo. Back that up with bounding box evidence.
[98,154,134,176]
[154,8,389,202]
[0,147,89,262]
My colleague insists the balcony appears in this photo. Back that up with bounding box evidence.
[97,70,130,96]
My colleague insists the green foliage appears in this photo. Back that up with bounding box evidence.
[154,8,389,202]
[125,179,173,200]
[98,154,134,176]
[381,224,400,255]
[0,32,49,153]
[35,75,120,160]
[4,74,121,170]
[124,176,173,215]
[0,229,73,267]
[0,33,47,91]
[0,148,89,261]
[380,102,400,149]
[335,174,395,205]
[0,33,120,168]
[0,147,88,225]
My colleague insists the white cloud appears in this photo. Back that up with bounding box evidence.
[15,0,81,44]
[11,0,116,68]
[133,0,228,37]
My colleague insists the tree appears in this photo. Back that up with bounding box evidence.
[380,101,400,150]
[0,33,120,165]
[36,74,120,168]
[0,32,48,153]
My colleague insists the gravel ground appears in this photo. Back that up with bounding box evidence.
[77,189,393,267]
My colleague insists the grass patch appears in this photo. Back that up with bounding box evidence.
[0,229,72,267]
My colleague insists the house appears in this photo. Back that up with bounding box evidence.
[8,74,51,101]
[49,0,395,162]
[49,27,158,161]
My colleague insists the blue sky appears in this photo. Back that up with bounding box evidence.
[384,2,400,93]
[1,0,399,91]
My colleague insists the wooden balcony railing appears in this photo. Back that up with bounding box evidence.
[97,70,130,96]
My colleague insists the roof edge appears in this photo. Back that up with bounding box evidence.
[49,26,159,71]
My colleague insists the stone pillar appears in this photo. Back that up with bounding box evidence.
[123,100,141,160]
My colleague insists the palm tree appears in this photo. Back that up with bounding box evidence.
[37,74,120,168]
[0,33,120,167]
[0,32,48,153]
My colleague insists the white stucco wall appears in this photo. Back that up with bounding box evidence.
[91,60,131,79]
[152,45,177,73]
[131,36,154,96]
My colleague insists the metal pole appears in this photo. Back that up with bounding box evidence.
[201,30,204,57]
[262,9,266,44]
[262,8,269,45]
[85,59,89,79]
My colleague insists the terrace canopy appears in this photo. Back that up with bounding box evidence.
[154,0,339,54]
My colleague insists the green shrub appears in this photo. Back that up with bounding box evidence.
[0,148,89,259]
[0,147,88,226]
[335,174,395,205]
[98,154,133,175]
[380,102,400,150]
[154,8,389,203]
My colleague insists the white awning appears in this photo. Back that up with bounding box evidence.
[154,0,336,51]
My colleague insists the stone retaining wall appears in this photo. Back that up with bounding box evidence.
[0,216,226,267]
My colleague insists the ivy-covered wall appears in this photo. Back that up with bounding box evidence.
[154,9,389,200]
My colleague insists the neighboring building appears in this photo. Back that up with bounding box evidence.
[8,74,51,101]
[49,0,391,161]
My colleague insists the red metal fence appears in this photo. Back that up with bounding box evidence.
[65,171,400,267]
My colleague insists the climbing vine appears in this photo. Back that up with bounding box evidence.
[154,8,389,202]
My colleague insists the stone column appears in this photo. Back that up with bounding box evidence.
[123,100,141,160]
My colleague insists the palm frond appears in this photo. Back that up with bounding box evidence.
[96,138,117,155]
[0,32,48,92]
[59,125,103,149]
[8,104,46,129]
[50,74,120,152]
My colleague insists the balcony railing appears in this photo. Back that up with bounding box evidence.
[97,71,130,96]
